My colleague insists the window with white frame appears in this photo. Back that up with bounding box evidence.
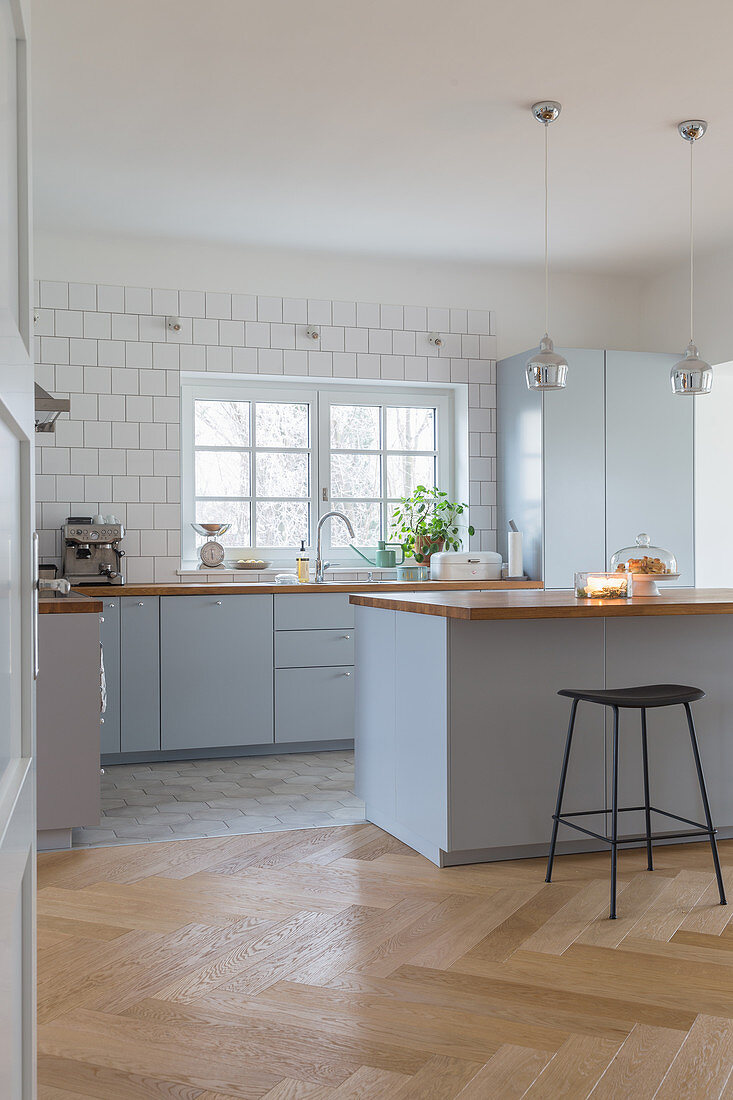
[181,380,454,563]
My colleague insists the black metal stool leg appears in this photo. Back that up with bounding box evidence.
[546,698,578,883]
[610,706,620,919]
[640,707,654,871]
[683,703,727,906]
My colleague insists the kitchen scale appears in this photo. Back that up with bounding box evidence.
[192,522,231,568]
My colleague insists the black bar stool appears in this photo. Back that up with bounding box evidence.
[546,684,726,919]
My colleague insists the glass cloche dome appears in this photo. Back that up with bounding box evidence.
[610,533,679,596]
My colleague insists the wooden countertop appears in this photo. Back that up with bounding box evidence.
[349,588,733,620]
[72,579,543,598]
[39,594,103,615]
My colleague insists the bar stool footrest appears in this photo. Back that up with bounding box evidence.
[553,805,715,846]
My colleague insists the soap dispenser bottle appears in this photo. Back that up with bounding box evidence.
[296,539,310,583]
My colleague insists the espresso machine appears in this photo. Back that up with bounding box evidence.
[61,517,126,585]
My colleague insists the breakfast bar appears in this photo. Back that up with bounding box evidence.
[350,589,733,866]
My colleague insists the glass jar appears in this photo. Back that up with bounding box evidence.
[575,571,632,599]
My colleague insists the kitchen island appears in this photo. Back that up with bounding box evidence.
[350,589,733,866]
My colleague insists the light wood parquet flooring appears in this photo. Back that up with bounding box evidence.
[38,826,733,1098]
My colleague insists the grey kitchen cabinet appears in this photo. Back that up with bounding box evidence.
[275,666,355,743]
[120,596,161,753]
[160,594,274,750]
[498,347,692,587]
[605,351,692,586]
[100,597,121,754]
[275,628,354,668]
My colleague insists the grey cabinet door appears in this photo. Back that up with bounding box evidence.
[100,597,121,754]
[120,597,160,753]
[275,666,354,743]
[605,351,693,585]
[160,595,274,750]
[543,348,606,588]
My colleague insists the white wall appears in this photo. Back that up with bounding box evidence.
[36,231,645,361]
[695,360,733,587]
[641,245,733,365]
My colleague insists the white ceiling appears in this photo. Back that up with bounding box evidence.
[31,0,733,274]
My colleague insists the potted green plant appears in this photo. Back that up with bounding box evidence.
[390,486,475,563]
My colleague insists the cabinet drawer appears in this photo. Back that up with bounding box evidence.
[274,593,355,631]
[275,666,354,743]
[275,628,354,668]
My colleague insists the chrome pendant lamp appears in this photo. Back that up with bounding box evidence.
[671,120,712,396]
[526,101,568,391]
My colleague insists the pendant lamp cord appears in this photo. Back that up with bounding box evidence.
[689,137,694,344]
[544,120,550,335]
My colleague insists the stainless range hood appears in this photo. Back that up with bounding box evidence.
[34,383,70,433]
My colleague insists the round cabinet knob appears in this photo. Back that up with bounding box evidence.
[215,600,222,605]
[100,616,104,623]
[100,717,105,724]
[343,671,352,676]
[137,601,144,606]
[341,634,351,640]
[109,603,115,608]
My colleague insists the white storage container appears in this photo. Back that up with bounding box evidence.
[429,550,502,580]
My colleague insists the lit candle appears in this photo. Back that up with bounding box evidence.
[575,572,631,599]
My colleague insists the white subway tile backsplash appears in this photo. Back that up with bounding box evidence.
[153,343,179,371]
[68,283,97,311]
[125,286,152,314]
[55,310,83,338]
[40,281,69,309]
[84,420,112,448]
[332,301,356,327]
[98,340,126,367]
[179,289,206,317]
[180,344,206,372]
[380,304,404,330]
[41,336,69,364]
[97,285,125,313]
[112,421,140,449]
[368,329,392,354]
[34,279,496,578]
[84,366,112,394]
[139,314,165,342]
[231,294,257,321]
[282,297,307,324]
[205,291,231,319]
[219,320,245,346]
[83,311,111,340]
[232,347,258,373]
[125,342,152,369]
[55,364,84,392]
[257,296,282,322]
[206,345,232,372]
[98,449,127,475]
[71,447,98,474]
[70,338,98,365]
[152,288,179,316]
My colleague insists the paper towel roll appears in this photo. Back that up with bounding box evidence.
[508,531,523,578]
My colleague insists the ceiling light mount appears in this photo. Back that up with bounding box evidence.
[532,101,562,125]
[678,120,707,143]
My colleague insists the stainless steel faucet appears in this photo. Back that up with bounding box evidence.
[315,510,355,583]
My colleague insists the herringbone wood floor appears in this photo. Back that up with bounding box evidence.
[38,826,733,1099]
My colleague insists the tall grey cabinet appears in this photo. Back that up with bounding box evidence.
[497,348,693,589]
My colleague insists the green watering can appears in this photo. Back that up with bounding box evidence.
[350,540,405,568]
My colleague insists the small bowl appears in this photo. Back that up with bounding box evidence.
[230,559,270,570]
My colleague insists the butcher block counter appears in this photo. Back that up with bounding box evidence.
[352,587,733,867]
[38,593,102,614]
[73,578,541,598]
